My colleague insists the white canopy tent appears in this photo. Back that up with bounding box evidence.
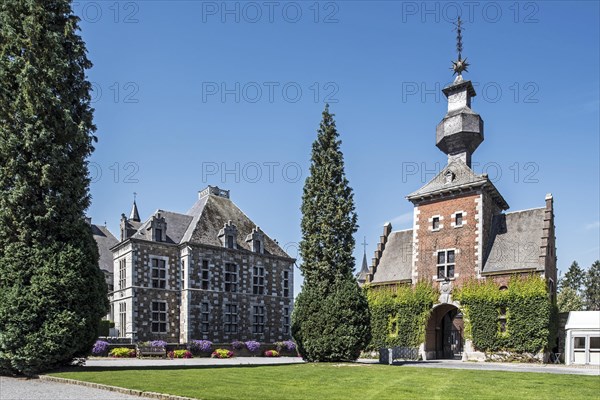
[564,311,600,366]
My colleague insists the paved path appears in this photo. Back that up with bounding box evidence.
[358,358,600,376]
[0,376,153,400]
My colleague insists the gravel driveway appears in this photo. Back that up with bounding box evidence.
[0,376,153,400]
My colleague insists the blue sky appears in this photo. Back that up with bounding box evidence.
[77,1,599,295]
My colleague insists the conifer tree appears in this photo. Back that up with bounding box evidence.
[292,105,370,362]
[559,261,585,294]
[584,260,600,311]
[0,1,108,374]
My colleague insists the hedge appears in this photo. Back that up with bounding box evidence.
[365,282,438,350]
[454,275,556,354]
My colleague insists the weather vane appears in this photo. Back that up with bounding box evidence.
[451,17,470,79]
[133,192,137,202]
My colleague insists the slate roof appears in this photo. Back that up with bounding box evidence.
[356,252,370,282]
[91,224,118,274]
[370,229,413,283]
[407,159,509,210]
[482,207,546,273]
[127,193,292,259]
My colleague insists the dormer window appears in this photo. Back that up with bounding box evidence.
[218,220,238,249]
[246,227,265,254]
[149,212,167,242]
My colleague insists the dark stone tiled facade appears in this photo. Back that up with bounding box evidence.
[109,188,295,344]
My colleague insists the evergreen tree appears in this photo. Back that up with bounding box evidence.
[0,1,108,374]
[584,260,600,311]
[559,261,585,294]
[557,287,584,313]
[292,105,371,362]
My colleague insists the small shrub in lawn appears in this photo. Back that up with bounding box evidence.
[211,349,234,359]
[188,340,212,355]
[168,350,193,359]
[109,348,136,358]
[245,340,261,353]
[231,340,244,350]
[264,350,280,357]
[91,340,110,356]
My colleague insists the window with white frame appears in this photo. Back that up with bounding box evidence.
[432,217,440,230]
[201,260,210,290]
[455,212,463,226]
[151,301,167,333]
[224,304,238,334]
[283,307,290,335]
[437,250,455,279]
[224,263,238,292]
[283,270,290,297]
[200,302,209,333]
[253,266,265,295]
[119,302,127,337]
[252,305,265,334]
[119,259,126,290]
[151,258,166,289]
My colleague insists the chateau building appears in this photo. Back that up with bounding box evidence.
[107,186,295,343]
[364,29,557,360]
[88,218,118,292]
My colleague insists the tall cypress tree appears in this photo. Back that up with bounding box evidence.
[292,105,370,362]
[0,1,108,374]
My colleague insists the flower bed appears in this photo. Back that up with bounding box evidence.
[188,340,213,356]
[168,350,193,359]
[211,349,234,359]
[92,340,110,356]
[264,350,280,357]
[109,347,136,358]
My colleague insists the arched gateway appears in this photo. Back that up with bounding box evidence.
[424,303,464,360]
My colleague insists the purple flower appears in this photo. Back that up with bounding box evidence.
[282,340,296,351]
[188,340,213,353]
[231,340,244,350]
[245,340,261,353]
[92,340,110,355]
[150,340,167,348]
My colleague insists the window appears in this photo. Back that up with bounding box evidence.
[155,228,163,242]
[152,259,166,289]
[436,250,455,279]
[432,217,440,230]
[201,260,210,290]
[252,305,265,334]
[181,260,185,289]
[590,337,600,350]
[498,306,507,333]
[224,304,238,334]
[119,259,126,290]
[119,302,127,337]
[224,263,238,292]
[227,235,235,249]
[283,307,290,335]
[574,337,586,349]
[253,266,265,295]
[283,271,290,297]
[455,213,463,226]
[254,239,262,253]
[200,302,209,333]
[151,301,167,333]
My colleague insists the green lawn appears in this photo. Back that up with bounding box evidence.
[49,363,600,400]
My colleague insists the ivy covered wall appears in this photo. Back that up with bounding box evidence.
[454,276,557,354]
[365,282,438,350]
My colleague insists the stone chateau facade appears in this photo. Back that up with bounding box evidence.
[358,75,557,360]
[104,186,295,343]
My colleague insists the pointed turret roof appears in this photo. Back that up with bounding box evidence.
[129,200,140,222]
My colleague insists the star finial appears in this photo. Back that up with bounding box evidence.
[451,17,470,79]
